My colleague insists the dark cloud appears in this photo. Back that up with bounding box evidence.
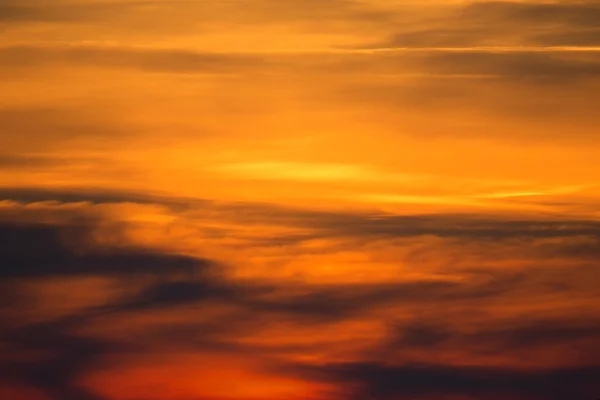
[81,259,587,372]
[104,260,595,330]
[382,27,491,48]
[0,219,211,279]
[0,2,49,22]
[114,278,270,314]
[0,186,203,210]
[1,195,598,399]
[99,264,522,323]
[474,320,600,351]
[247,272,526,321]
[298,362,600,400]
[0,206,221,400]
[251,208,600,242]
[190,201,600,241]
[534,28,600,47]
[548,239,600,259]
[421,51,600,83]
[4,188,600,261]
[0,312,125,400]
[0,204,550,321]
[185,202,600,263]
[332,49,600,83]
[461,1,600,31]
[373,0,600,49]
[388,318,600,354]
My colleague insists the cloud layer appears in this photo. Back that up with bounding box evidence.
[2,1,600,399]
[1,190,599,399]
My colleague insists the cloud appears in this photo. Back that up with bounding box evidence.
[328,50,600,90]
[3,45,600,149]
[0,203,221,400]
[0,311,126,400]
[0,187,202,210]
[1,2,600,400]
[0,45,270,74]
[0,106,136,154]
[326,51,600,141]
[314,213,600,240]
[535,28,600,47]
[0,198,214,281]
[0,0,189,24]
[7,42,600,82]
[1,191,599,399]
[216,204,600,242]
[6,0,600,50]
[0,221,211,279]
[0,1,49,23]
[371,0,600,49]
[0,154,62,168]
[101,259,523,323]
[0,0,391,44]
[462,1,600,36]
[387,317,600,355]
[298,362,600,400]
[4,187,600,265]
[420,50,600,83]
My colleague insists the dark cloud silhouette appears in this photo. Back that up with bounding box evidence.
[1,193,599,399]
[0,208,221,400]
[115,278,270,314]
[0,221,210,278]
[1,314,121,400]
[297,361,600,400]
[387,318,600,354]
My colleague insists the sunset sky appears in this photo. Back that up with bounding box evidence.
[1,1,600,399]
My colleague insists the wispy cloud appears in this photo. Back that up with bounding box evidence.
[2,1,600,399]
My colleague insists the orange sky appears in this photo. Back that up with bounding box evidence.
[1,1,600,399]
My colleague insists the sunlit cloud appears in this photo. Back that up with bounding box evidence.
[2,1,600,399]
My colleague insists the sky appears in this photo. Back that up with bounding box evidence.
[1,1,600,399]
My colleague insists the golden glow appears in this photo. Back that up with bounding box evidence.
[2,0,600,399]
